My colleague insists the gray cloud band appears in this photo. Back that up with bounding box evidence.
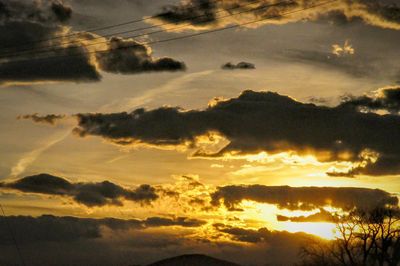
[0,214,206,244]
[210,184,398,211]
[63,89,400,176]
[0,173,159,207]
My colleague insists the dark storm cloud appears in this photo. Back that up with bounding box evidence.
[0,0,185,85]
[276,208,335,222]
[0,0,100,84]
[73,183,157,207]
[0,215,103,243]
[0,46,101,84]
[73,106,208,146]
[95,37,186,74]
[17,113,66,125]
[339,86,400,114]
[213,223,316,245]
[152,0,400,31]
[210,185,398,211]
[221,62,255,70]
[156,0,218,26]
[0,20,61,54]
[0,173,73,195]
[213,223,270,243]
[0,173,158,207]
[0,0,71,23]
[144,216,206,227]
[51,1,72,22]
[0,214,205,244]
[70,90,400,176]
[0,214,312,266]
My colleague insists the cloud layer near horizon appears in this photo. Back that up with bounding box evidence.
[2,173,398,216]
[0,214,318,266]
[0,214,206,244]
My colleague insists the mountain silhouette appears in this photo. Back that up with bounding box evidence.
[146,254,242,266]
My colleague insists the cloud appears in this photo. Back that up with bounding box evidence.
[9,130,71,177]
[152,0,400,31]
[212,223,317,256]
[0,0,185,85]
[0,173,159,207]
[155,0,218,29]
[0,214,205,244]
[339,86,400,114]
[95,37,186,74]
[210,185,398,211]
[277,209,335,222]
[331,40,355,56]
[144,216,206,227]
[0,46,102,84]
[0,0,71,22]
[0,215,103,243]
[17,113,66,125]
[0,0,101,85]
[221,62,255,70]
[0,214,315,266]
[50,1,72,22]
[213,223,271,243]
[66,90,400,176]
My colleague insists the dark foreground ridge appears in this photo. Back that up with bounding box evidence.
[147,254,242,266]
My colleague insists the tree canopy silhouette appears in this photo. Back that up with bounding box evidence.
[299,207,400,266]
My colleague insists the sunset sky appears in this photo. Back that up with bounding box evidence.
[1,0,400,265]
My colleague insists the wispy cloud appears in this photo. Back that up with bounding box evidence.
[98,70,214,113]
[10,130,71,177]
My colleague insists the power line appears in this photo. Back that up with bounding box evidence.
[0,0,270,57]
[0,204,26,266]
[0,8,163,51]
[0,0,289,59]
[1,0,338,66]
[0,0,262,53]
[143,0,338,47]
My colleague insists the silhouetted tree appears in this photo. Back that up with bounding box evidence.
[299,207,400,266]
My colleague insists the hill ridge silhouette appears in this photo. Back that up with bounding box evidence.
[146,254,242,266]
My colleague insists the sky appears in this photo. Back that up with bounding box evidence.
[0,0,400,265]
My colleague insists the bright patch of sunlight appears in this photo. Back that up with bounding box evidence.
[240,201,340,239]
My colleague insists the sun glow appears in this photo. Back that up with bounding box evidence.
[239,201,339,240]
[281,221,338,240]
